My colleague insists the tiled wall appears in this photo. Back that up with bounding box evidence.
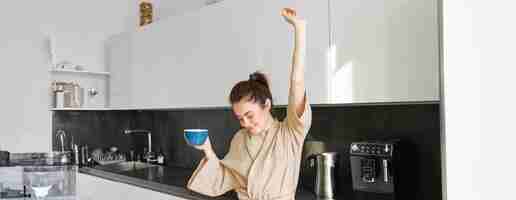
[52,102,442,200]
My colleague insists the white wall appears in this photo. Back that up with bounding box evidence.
[0,0,137,152]
[0,29,51,153]
[443,0,516,199]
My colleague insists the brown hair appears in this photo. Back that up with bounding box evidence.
[229,71,273,108]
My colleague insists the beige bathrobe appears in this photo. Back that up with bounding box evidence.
[187,100,312,200]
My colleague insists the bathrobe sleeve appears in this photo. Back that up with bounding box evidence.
[285,94,312,141]
[187,133,245,197]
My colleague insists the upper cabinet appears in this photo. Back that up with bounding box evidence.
[109,0,262,108]
[328,0,440,103]
[107,0,440,109]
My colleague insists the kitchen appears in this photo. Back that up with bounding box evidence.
[0,0,511,200]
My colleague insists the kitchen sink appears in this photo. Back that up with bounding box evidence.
[96,161,158,172]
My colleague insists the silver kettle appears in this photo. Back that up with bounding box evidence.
[307,152,338,199]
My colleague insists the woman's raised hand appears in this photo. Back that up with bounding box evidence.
[281,8,305,28]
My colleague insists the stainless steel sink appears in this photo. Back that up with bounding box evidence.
[96,161,157,172]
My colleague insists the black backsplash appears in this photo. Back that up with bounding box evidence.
[52,102,442,200]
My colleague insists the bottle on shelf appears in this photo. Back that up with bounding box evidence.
[50,81,84,108]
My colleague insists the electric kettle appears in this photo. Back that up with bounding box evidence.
[307,152,338,199]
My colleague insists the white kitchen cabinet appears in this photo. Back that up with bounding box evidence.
[107,0,329,108]
[107,0,266,108]
[77,173,186,200]
[328,0,440,103]
[107,0,440,109]
[106,32,134,108]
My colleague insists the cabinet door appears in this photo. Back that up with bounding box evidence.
[106,33,134,108]
[329,0,440,103]
[77,173,186,200]
[121,0,263,108]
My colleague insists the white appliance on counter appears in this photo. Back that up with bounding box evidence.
[1,165,77,198]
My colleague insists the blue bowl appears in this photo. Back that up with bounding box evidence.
[184,129,209,146]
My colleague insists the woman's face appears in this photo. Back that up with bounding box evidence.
[232,98,271,135]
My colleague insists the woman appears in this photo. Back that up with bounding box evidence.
[187,8,311,200]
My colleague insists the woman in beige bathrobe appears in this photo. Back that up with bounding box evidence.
[187,8,311,200]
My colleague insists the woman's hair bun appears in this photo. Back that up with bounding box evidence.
[249,73,258,81]
[249,71,270,90]
[229,71,273,108]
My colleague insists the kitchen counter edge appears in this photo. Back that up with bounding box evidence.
[78,167,234,200]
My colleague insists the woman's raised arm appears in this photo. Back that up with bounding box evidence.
[282,8,306,117]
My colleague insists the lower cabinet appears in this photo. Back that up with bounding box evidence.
[77,173,187,200]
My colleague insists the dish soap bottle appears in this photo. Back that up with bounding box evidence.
[157,149,165,166]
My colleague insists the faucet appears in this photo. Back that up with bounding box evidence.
[56,129,70,164]
[56,129,67,152]
[123,129,153,162]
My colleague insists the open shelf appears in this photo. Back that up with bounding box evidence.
[50,107,112,111]
[49,69,110,77]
